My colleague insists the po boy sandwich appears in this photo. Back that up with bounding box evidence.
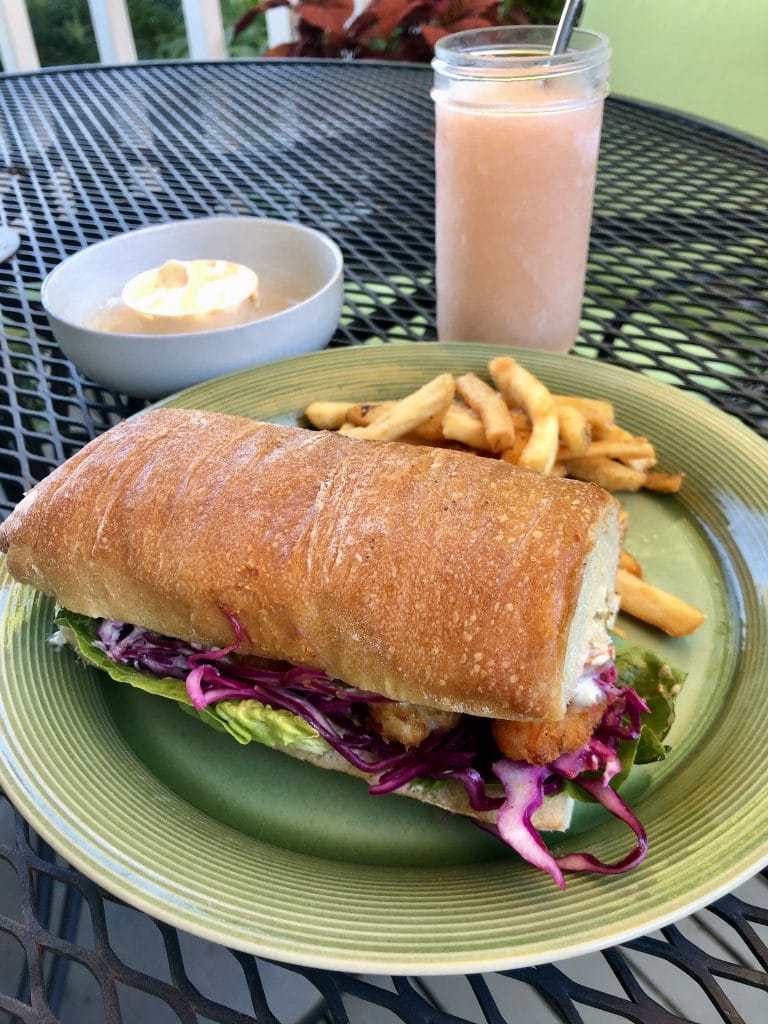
[0,408,676,887]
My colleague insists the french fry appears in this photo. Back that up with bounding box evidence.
[455,372,517,452]
[489,357,558,474]
[339,374,455,442]
[556,404,591,457]
[565,457,647,492]
[591,424,656,471]
[345,400,395,425]
[591,422,633,442]
[619,549,643,578]
[489,357,551,417]
[500,431,532,465]
[615,568,706,637]
[520,414,559,474]
[509,409,532,432]
[441,401,493,450]
[557,439,656,464]
[553,395,614,431]
[346,401,445,443]
[304,400,355,430]
[643,470,684,493]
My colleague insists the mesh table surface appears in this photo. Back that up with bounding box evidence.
[0,59,766,1024]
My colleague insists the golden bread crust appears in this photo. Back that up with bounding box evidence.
[0,408,618,720]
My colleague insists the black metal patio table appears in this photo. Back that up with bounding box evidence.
[0,59,766,1024]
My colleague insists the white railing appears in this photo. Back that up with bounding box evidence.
[0,0,298,73]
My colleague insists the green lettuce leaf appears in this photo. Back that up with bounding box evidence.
[213,699,326,752]
[615,643,687,764]
[564,641,687,802]
[54,609,327,755]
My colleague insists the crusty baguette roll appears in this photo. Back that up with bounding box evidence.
[0,408,620,721]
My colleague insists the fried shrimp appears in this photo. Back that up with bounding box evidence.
[370,702,461,749]
[492,702,605,766]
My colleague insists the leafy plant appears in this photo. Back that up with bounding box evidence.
[22,0,183,66]
[10,0,264,70]
[234,0,566,61]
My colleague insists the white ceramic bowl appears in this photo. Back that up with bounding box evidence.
[42,216,345,399]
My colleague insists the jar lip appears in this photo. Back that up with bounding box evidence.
[433,25,610,73]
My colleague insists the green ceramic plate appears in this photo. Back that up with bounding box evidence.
[1,344,767,974]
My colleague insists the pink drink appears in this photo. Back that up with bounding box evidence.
[432,28,610,352]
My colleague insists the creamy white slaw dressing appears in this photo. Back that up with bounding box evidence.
[571,637,615,708]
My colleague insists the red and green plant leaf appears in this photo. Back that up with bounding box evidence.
[238,0,563,61]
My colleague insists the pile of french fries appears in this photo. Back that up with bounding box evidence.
[304,355,705,639]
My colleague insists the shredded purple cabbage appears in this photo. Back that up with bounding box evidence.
[97,618,651,884]
[490,736,649,886]
[96,618,502,810]
[492,761,566,890]
[555,776,648,876]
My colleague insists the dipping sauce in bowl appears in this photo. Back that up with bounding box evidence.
[93,258,304,335]
[42,216,344,398]
[123,258,258,329]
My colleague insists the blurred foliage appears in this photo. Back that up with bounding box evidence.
[21,0,265,67]
[17,0,562,67]
[522,0,566,20]
[234,1,566,60]
[25,0,97,65]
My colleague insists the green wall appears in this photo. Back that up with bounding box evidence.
[580,0,768,141]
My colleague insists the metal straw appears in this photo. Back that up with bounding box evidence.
[551,0,583,55]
